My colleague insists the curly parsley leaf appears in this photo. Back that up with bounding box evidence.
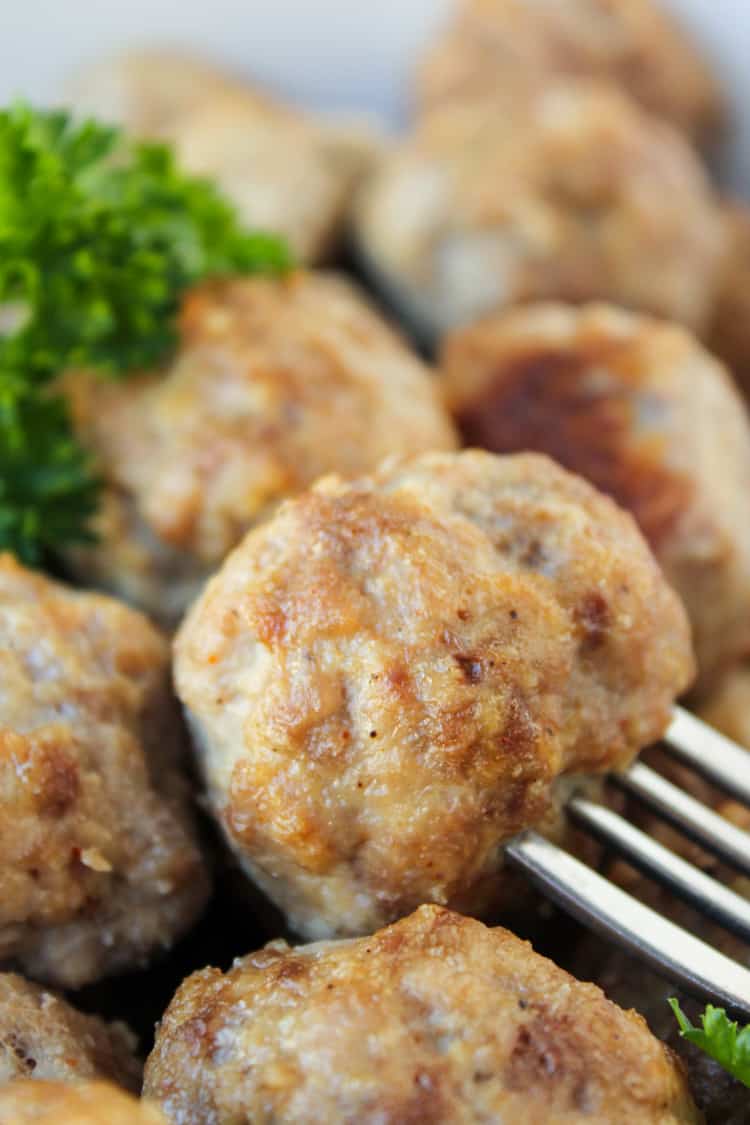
[669,999,750,1087]
[0,103,293,563]
[0,379,99,565]
[0,102,293,380]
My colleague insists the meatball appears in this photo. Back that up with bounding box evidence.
[65,51,378,264]
[441,302,750,690]
[416,0,724,145]
[696,663,750,749]
[174,450,692,939]
[0,973,139,1089]
[144,904,698,1124]
[354,82,724,339]
[0,1081,166,1125]
[63,272,457,625]
[0,556,208,988]
[709,203,750,401]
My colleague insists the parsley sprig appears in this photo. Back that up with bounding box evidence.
[0,103,292,564]
[670,999,750,1087]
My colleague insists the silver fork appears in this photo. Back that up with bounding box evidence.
[506,706,750,1018]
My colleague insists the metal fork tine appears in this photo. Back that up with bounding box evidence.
[665,706,750,806]
[568,795,750,943]
[611,762,750,878]
[505,830,750,1018]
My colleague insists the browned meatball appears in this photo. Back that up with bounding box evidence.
[63,272,457,625]
[696,663,750,750]
[0,555,208,988]
[441,302,750,690]
[174,450,692,939]
[144,904,699,1124]
[354,82,724,339]
[709,203,750,402]
[0,973,139,1089]
[65,51,378,264]
[416,0,724,145]
[0,1081,167,1125]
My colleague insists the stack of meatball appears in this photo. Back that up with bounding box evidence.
[3,2,750,1121]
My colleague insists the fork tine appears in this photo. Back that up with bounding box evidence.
[611,762,750,878]
[567,795,750,943]
[664,706,750,806]
[505,830,750,1018]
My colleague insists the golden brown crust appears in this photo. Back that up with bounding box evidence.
[0,973,140,1089]
[416,0,724,144]
[0,556,209,988]
[355,81,724,338]
[65,50,379,263]
[441,302,750,689]
[63,272,456,624]
[0,1081,167,1125]
[174,450,692,939]
[709,202,750,401]
[144,905,699,1124]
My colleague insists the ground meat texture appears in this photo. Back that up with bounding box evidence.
[354,81,724,339]
[0,1081,167,1125]
[0,973,140,1089]
[62,272,457,626]
[415,0,724,145]
[65,50,378,264]
[441,302,750,692]
[0,556,209,989]
[709,202,750,402]
[144,904,699,1125]
[174,450,693,940]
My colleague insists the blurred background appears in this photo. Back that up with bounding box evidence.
[1,0,749,187]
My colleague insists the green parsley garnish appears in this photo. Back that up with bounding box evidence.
[0,102,292,564]
[669,999,750,1087]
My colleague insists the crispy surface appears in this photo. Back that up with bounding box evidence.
[709,202,750,401]
[63,272,456,624]
[355,81,724,337]
[441,302,750,689]
[0,1081,166,1125]
[416,0,724,143]
[0,973,139,1089]
[65,50,378,263]
[174,450,692,939]
[144,904,699,1124]
[0,556,208,988]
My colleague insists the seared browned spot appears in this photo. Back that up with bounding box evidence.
[368,1071,447,1125]
[506,1011,585,1104]
[498,696,536,759]
[574,592,610,652]
[35,746,80,818]
[452,346,693,549]
[3,1033,36,1072]
[520,538,547,571]
[252,593,288,647]
[267,956,310,985]
[373,928,407,958]
[454,654,483,683]
[386,663,412,696]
